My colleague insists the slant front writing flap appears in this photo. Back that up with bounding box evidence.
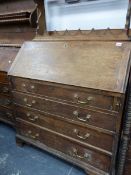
[8,41,131,93]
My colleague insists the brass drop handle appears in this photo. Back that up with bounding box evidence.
[72,148,91,160]
[27,130,39,139]
[22,83,26,87]
[30,85,35,90]
[74,94,93,105]
[73,129,90,140]
[26,113,39,121]
[29,116,38,121]
[73,110,91,122]
[22,83,35,90]
[24,98,36,107]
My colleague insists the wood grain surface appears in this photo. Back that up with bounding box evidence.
[9,41,131,93]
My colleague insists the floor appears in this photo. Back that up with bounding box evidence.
[0,123,86,175]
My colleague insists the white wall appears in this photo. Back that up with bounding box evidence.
[44,0,129,31]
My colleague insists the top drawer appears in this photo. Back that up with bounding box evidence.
[10,77,121,112]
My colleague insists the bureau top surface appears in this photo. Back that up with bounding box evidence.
[0,47,19,72]
[9,41,131,93]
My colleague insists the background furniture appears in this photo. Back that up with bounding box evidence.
[0,0,37,126]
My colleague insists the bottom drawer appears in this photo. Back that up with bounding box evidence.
[16,119,112,174]
[0,106,14,125]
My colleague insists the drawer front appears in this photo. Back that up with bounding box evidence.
[0,72,8,83]
[13,91,117,132]
[0,106,14,123]
[11,77,119,112]
[0,95,12,108]
[15,107,114,152]
[16,119,112,173]
[0,83,9,95]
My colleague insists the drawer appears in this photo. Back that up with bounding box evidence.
[13,91,118,132]
[0,83,9,95]
[16,119,112,173]
[0,106,14,123]
[10,77,120,112]
[0,72,8,83]
[0,95,12,108]
[15,107,114,152]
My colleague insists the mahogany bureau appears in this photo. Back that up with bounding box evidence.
[8,41,131,175]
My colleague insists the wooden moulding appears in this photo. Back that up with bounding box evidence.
[0,0,37,45]
[0,0,37,27]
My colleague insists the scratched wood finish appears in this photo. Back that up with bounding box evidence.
[16,119,112,174]
[9,41,131,93]
[9,41,131,175]
[14,103,117,132]
[12,90,122,135]
[14,105,114,153]
[10,76,121,112]
[12,86,120,114]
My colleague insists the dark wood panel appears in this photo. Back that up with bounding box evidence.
[15,106,114,152]
[0,27,35,45]
[11,76,120,112]
[0,94,12,108]
[0,72,8,83]
[16,119,112,174]
[0,0,35,14]
[0,105,14,125]
[0,83,9,96]
[13,91,119,133]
